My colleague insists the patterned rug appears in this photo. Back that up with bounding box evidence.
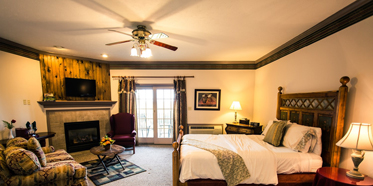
[80,158,146,186]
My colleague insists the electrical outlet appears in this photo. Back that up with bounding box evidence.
[23,100,26,105]
[27,100,30,105]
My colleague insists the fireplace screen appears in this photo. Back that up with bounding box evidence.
[64,120,100,153]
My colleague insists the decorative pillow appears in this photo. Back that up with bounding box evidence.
[3,146,23,156]
[263,120,288,146]
[282,123,322,155]
[0,152,12,181]
[5,148,41,175]
[6,137,28,149]
[293,129,316,153]
[262,119,291,136]
[42,146,55,154]
[262,120,278,136]
[27,137,47,167]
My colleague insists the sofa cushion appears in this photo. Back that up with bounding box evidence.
[27,137,47,167]
[4,161,75,186]
[0,151,12,181]
[6,148,41,175]
[58,160,87,179]
[45,149,74,163]
[6,137,28,149]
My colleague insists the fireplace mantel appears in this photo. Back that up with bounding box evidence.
[38,101,117,110]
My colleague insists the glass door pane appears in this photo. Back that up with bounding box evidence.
[136,89,154,143]
[136,86,174,144]
[156,89,174,139]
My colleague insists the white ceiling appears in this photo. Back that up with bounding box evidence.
[0,0,354,63]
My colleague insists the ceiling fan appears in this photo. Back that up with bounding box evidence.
[106,25,178,58]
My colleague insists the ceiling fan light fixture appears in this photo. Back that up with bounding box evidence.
[130,46,138,56]
[140,46,152,58]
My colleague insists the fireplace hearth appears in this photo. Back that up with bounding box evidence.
[64,120,100,153]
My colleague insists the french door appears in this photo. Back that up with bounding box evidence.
[136,86,174,144]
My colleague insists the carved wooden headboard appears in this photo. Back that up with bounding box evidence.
[276,76,350,167]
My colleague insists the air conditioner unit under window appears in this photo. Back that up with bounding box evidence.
[188,124,222,134]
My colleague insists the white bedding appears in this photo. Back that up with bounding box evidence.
[179,134,322,184]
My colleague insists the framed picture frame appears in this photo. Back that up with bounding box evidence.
[194,89,221,110]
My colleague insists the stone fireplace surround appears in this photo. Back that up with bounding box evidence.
[39,101,116,151]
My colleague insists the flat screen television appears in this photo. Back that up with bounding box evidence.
[65,78,96,97]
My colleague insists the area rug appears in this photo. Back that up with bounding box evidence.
[80,158,146,186]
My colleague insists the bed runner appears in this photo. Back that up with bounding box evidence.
[182,138,250,186]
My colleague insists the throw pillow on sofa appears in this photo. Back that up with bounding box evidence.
[6,148,41,175]
[0,146,11,181]
[6,137,28,149]
[27,137,47,166]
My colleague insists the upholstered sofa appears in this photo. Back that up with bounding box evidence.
[0,137,88,186]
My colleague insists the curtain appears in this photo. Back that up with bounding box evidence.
[118,76,138,141]
[173,77,187,141]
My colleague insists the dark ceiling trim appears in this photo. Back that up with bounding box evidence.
[110,63,256,70]
[255,0,373,69]
[1,1,372,70]
[0,38,39,60]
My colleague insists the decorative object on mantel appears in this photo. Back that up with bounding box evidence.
[3,119,16,139]
[336,123,373,179]
[100,135,115,151]
[43,93,55,101]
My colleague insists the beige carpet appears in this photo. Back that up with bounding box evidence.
[70,144,173,186]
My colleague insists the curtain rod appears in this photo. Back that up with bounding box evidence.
[112,76,194,79]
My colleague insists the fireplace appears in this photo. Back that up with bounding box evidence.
[64,120,100,153]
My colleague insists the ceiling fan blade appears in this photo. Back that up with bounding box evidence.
[150,40,178,51]
[150,33,169,40]
[108,29,133,37]
[106,40,133,46]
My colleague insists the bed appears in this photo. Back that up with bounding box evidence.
[172,76,350,186]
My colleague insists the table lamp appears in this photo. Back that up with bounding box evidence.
[336,123,373,179]
[230,101,242,123]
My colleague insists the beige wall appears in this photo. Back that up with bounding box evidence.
[253,16,373,177]
[0,51,46,140]
[110,70,256,130]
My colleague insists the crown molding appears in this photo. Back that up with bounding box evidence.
[1,0,372,70]
[255,0,373,69]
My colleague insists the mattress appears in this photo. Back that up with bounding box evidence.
[179,134,322,184]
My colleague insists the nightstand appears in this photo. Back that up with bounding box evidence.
[225,123,262,135]
[313,167,373,186]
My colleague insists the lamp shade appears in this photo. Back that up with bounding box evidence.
[230,101,242,110]
[336,123,373,151]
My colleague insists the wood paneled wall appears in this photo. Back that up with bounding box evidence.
[39,54,111,101]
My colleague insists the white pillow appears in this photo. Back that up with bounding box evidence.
[282,123,322,155]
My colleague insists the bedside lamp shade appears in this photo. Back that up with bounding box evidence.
[230,101,242,123]
[230,101,242,110]
[336,123,373,179]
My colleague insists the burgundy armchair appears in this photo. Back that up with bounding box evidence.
[107,113,136,154]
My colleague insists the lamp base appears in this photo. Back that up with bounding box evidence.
[346,149,365,180]
[346,170,364,179]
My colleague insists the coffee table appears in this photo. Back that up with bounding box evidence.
[90,144,125,174]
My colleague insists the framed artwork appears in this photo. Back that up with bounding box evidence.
[194,89,221,110]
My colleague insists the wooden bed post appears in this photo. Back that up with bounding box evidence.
[276,86,283,120]
[331,76,350,167]
[172,142,179,186]
[172,125,185,186]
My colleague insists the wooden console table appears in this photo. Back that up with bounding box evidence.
[0,132,56,147]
